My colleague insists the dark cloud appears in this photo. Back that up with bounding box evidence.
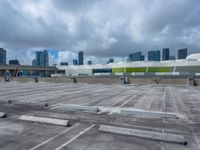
[0,0,200,64]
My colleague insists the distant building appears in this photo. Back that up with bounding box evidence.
[178,48,188,59]
[107,58,114,64]
[78,51,84,65]
[36,50,49,67]
[73,59,78,65]
[0,48,6,65]
[32,59,36,66]
[88,61,92,65]
[60,62,68,66]
[128,51,145,61]
[9,59,20,65]
[148,50,160,61]
[162,48,170,61]
[169,56,176,60]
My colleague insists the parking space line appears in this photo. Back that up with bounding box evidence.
[108,96,136,115]
[29,123,80,150]
[55,124,95,150]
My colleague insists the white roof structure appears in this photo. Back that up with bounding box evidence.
[186,53,200,60]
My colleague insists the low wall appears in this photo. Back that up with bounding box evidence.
[2,76,192,86]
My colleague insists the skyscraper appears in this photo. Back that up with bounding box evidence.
[128,51,145,61]
[88,61,92,65]
[36,50,49,67]
[107,58,114,64]
[9,59,20,65]
[73,59,78,65]
[162,48,170,61]
[178,48,188,59]
[78,51,84,65]
[0,48,6,65]
[148,50,160,61]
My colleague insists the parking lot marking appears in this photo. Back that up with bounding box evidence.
[55,124,95,150]
[108,95,136,115]
[29,123,80,150]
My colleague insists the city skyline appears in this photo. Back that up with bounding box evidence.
[0,0,200,65]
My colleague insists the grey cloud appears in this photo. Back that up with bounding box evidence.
[0,0,200,64]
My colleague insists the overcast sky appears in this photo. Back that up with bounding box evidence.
[0,0,200,65]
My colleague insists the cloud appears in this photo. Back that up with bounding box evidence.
[0,0,200,65]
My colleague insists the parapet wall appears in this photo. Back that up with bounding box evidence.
[0,76,195,86]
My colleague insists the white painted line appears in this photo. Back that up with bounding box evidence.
[99,125,188,145]
[121,110,179,119]
[0,112,7,118]
[29,123,80,150]
[19,115,70,126]
[55,124,95,150]
[109,95,135,115]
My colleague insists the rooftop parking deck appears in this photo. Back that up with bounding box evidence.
[0,82,200,150]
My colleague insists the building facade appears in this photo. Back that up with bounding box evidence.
[162,48,170,61]
[78,51,84,65]
[36,50,49,67]
[0,48,6,65]
[9,59,20,65]
[128,51,145,61]
[148,50,160,61]
[178,48,188,59]
[73,59,78,65]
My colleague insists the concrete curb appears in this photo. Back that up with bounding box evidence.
[55,104,100,113]
[121,110,179,119]
[19,115,70,127]
[99,125,187,145]
[0,112,7,118]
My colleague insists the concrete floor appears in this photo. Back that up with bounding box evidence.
[0,81,200,150]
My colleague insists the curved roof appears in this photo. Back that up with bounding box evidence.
[186,53,200,60]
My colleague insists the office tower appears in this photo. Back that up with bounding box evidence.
[107,58,114,64]
[88,61,92,65]
[9,59,20,65]
[128,51,145,61]
[78,51,84,65]
[169,56,176,60]
[162,48,170,61]
[0,48,6,65]
[73,59,78,65]
[60,62,68,66]
[36,50,49,67]
[44,50,49,67]
[178,48,188,59]
[148,50,160,61]
[32,59,36,66]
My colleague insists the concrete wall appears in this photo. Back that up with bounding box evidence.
[2,76,190,86]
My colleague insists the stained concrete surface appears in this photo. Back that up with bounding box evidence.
[0,81,200,150]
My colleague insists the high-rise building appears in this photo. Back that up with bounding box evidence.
[9,59,20,65]
[107,58,114,64]
[128,51,145,61]
[73,59,78,65]
[32,59,36,66]
[88,61,92,65]
[36,50,49,67]
[148,50,160,61]
[0,48,6,65]
[60,62,68,66]
[178,48,188,59]
[78,51,84,65]
[162,48,170,61]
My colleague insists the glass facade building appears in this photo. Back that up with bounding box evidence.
[148,50,160,61]
[128,51,145,61]
[78,51,84,65]
[178,48,188,59]
[36,50,49,67]
[0,48,6,65]
[162,48,170,61]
